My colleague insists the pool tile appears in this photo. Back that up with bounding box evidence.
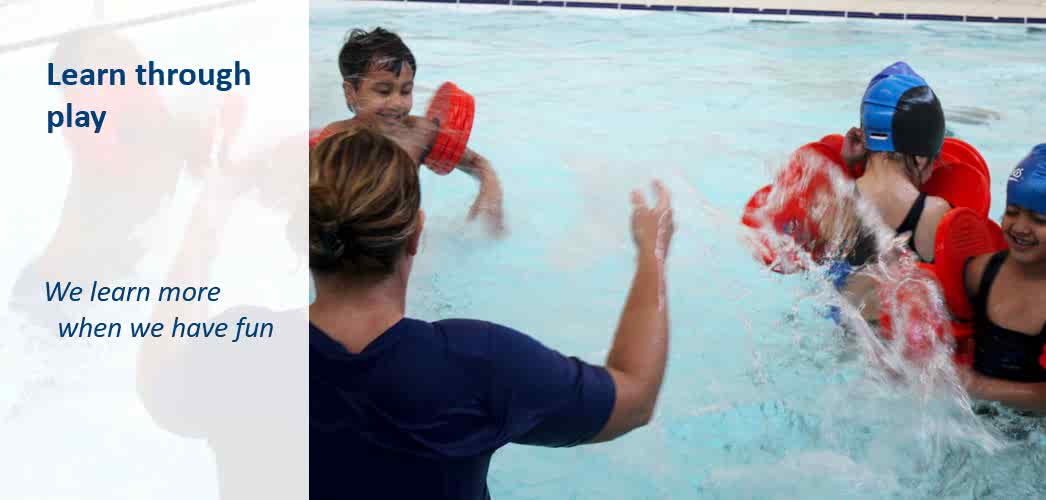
[907,13,963,22]
[565,1,619,8]
[967,16,1025,24]
[789,9,845,18]
[515,0,565,6]
[620,3,673,10]
[846,11,903,20]
[677,6,729,13]
[733,7,787,15]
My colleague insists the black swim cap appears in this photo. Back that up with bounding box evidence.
[861,64,945,157]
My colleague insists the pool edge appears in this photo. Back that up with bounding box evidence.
[349,0,1046,25]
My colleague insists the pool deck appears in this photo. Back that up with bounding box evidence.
[375,0,1046,23]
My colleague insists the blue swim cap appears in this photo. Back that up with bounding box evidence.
[861,62,945,157]
[865,61,924,92]
[1007,144,1046,215]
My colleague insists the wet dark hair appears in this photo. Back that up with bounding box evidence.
[338,28,417,88]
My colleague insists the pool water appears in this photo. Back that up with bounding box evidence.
[311,3,1046,498]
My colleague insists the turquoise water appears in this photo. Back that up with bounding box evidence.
[311,3,1046,498]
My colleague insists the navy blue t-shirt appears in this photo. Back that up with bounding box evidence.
[310,318,616,500]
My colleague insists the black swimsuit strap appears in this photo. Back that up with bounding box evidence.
[974,251,1009,318]
[975,250,1046,336]
[896,192,928,253]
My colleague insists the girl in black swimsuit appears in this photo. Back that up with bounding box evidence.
[958,145,1046,413]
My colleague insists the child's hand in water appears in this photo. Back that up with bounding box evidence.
[462,154,505,237]
[841,127,867,167]
[631,180,674,260]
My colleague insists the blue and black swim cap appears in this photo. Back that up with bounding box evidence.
[1008,144,1046,215]
[861,62,945,157]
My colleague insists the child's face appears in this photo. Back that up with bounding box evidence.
[344,62,415,127]
[1002,204,1046,264]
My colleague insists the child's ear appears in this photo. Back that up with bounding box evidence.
[343,80,357,113]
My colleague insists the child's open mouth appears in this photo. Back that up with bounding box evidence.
[1007,232,1038,250]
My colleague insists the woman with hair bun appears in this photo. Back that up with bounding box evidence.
[309,128,676,500]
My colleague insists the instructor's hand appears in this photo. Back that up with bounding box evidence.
[631,180,674,260]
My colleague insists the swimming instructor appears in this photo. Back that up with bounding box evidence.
[309,128,676,499]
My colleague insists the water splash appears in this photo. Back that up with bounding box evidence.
[741,147,1008,459]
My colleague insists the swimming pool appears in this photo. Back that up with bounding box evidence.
[311,2,1046,498]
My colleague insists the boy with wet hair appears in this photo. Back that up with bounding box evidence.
[318,27,504,235]
[338,27,415,90]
